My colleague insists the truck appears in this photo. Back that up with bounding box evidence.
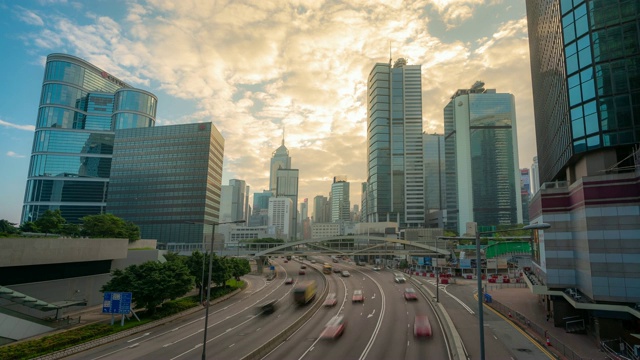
[323,263,332,274]
[293,280,317,305]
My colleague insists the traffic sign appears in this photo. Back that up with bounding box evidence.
[102,292,132,314]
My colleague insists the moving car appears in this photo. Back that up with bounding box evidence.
[285,277,294,285]
[333,268,342,273]
[298,269,306,275]
[394,276,406,283]
[323,293,337,307]
[404,287,418,301]
[352,290,364,303]
[257,300,277,315]
[341,270,351,277]
[413,315,432,337]
[372,266,381,271]
[300,264,307,269]
[320,315,346,339]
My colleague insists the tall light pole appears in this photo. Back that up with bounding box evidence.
[197,219,245,360]
[474,222,550,360]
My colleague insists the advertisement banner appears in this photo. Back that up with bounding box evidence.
[460,259,471,269]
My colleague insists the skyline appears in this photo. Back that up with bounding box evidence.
[0,0,536,224]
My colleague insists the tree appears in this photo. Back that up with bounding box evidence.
[59,223,80,237]
[19,221,39,233]
[101,260,193,315]
[209,254,229,287]
[226,257,251,281]
[0,219,20,235]
[34,209,66,235]
[185,250,207,299]
[80,213,140,241]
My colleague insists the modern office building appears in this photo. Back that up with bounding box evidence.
[249,190,273,226]
[269,135,291,193]
[22,53,157,223]
[364,57,425,228]
[275,168,299,239]
[330,176,351,222]
[526,0,640,342]
[530,156,540,195]
[423,133,446,227]
[444,82,523,235]
[268,197,294,241]
[107,122,225,244]
[313,195,330,223]
[520,169,531,224]
[229,179,247,223]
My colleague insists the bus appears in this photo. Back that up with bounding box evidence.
[323,263,332,274]
[293,280,317,305]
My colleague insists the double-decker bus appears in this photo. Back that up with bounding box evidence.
[323,263,332,274]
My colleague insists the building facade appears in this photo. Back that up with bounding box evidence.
[365,58,425,228]
[530,156,540,195]
[268,197,293,241]
[313,195,330,223]
[423,133,446,227]
[526,0,640,342]
[276,168,299,239]
[330,176,351,223]
[444,82,523,235]
[249,190,273,226]
[107,122,224,244]
[22,53,157,223]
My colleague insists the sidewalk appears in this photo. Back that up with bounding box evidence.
[484,284,603,360]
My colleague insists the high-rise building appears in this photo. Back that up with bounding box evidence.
[269,135,291,193]
[364,57,425,228]
[276,168,299,239]
[108,122,224,244]
[219,185,233,223]
[22,53,157,223]
[330,176,350,223]
[530,156,540,195]
[526,0,640,340]
[423,133,447,228]
[520,169,531,224]
[313,195,330,223]
[268,197,294,241]
[249,190,272,227]
[444,82,522,235]
[228,179,247,223]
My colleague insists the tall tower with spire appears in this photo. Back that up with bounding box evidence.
[269,128,291,192]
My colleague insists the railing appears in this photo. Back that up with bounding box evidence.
[487,298,587,359]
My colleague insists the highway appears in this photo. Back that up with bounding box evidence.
[66,260,326,360]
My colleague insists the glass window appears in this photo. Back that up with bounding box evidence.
[566,53,579,74]
[560,0,573,14]
[585,112,599,135]
[573,139,587,153]
[584,100,597,115]
[569,84,582,105]
[586,135,601,149]
[575,16,588,38]
[595,63,611,96]
[582,79,595,100]
[578,47,592,68]
[571,106,583,120]
[572,118,585,138]
[565,42,578,57]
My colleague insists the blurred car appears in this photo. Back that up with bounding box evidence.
[300,265,307,269]
[310,259,317,264]
[413,315,432,338]
[352,290,364,303]
[323,293,337,307]
[341,270,351,277]
[333,268,342,273]
[394,276,406,283]
[372,266,381,271]
[320,315,346,339]
[257,300,277,315]
[298,269,306,275]
[285,277,294,285]
[284,260,289,263]
[404,287,418,301]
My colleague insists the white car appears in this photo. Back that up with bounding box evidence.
[372,266,381,271]
[394,276,406,283]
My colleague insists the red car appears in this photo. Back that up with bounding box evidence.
[285,277,294,285]
[323,293,337,307]
[414,315,432,337]
[404,288,418,301]
[298,269,306,275]
[320,315,346,339]
[352,290,364,303]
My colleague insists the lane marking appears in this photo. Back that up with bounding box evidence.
[127,333,150,342]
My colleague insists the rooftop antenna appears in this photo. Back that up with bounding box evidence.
[282,125,285,146]
[389,41,392,66]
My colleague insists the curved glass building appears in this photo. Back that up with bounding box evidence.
[22,53,157,223]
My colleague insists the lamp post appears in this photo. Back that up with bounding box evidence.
[474,222,550,360]
[195,219,245,360]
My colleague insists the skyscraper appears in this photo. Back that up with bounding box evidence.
[228,179,247,223]
[276,168,299,239]
[268,197,293,241]
[527,0,640,340]
[269,134,291,193]
[249,190,273,226]
[313,195,330,223]
[444,82,522,235]
[22,53,157,223]
[108,122,224,244]
[330,176,350,223]
[530,156,540,195]
[365,57,425,227]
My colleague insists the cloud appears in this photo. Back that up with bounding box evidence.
[14,6,45,26]
[6,151,26,158]
[20,0,536,206]
[0,119,35,131]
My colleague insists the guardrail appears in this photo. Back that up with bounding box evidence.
[241,262,329,360]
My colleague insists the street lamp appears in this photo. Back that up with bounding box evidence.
[192,219,245,360]
[474,222,550,360]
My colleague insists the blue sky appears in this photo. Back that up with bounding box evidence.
[0,0,534,224]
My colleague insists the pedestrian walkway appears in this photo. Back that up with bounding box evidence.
[484,284,604,360]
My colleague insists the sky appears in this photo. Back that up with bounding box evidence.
[0,0,536,225]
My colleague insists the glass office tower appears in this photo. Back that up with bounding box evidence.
[365,58,425,228]
[444,83,522,235]
[22,54,157,223]
[107,122,225,245]
[330,176,350,223]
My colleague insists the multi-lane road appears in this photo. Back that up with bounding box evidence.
[67,256,553,360]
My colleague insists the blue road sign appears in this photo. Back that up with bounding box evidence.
[269,265,275,271]
[102,292,132,314]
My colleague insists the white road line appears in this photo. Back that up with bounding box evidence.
[127,333,150,342]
